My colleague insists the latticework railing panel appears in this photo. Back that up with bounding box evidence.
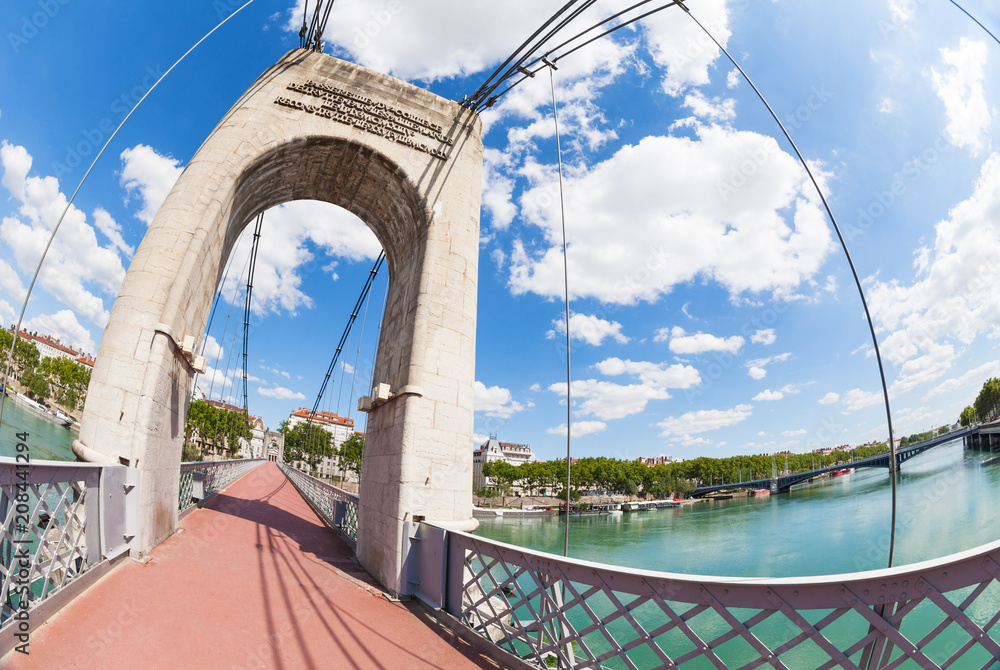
[277,463,358,542]
[0,461,102,635]
[446,531,1000,669]
[178,459,264,512]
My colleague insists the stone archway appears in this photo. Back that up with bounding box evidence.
[76,49,483,594]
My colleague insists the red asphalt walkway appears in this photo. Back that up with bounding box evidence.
[2,462,500,670]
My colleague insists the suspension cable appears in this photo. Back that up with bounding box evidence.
[463,0,684,112]
[299,0,310,47]
[205,243,254,403]
[464,0,596,111]
[345,275,373,419]
[300,249,385,473]
[299,252,384,471]
[679,1,899,568]
[355,278,390,480]
[0,1,258,429]
[546,64,575,558]
[240,213,264,422]
[191,245,241,400]
[303,0,337,51]
[947,0,1000,47]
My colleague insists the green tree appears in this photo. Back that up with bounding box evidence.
[181,440,203,462]
[38,357,91,409]
[337,433,364,479]
[974,378,1000,422]
[284,421,333,473]
[960,406,976,427]
[19,368,49,400]
[184,399,251,458]
[482,461,519,506]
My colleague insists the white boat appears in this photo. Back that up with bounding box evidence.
[4,387,72,427]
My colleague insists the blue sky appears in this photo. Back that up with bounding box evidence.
[2,0,1000,462]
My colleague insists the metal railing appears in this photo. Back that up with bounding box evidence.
[277,463,358,544]
[178,459,265,512]
[0,457,136,636]
[406,523,1000,669]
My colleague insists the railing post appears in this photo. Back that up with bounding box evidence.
[98,465,139,561]
[81,469,101,567]
[446,531,464,616]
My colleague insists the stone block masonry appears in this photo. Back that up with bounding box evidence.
[76,49,483,595]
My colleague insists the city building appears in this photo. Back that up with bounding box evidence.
[264,429,284,463]
[193,399,265,460]
[472,436,535,491]
[635,455,681,466]
[17,330,80,361]
[286,408,357,481]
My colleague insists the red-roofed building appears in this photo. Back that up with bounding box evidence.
[18,331,79,361]
[75,355,96,369]
[287,408,358,481]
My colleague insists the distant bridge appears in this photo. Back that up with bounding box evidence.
[693,426,975,497]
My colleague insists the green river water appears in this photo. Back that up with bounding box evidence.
[0,400,77,462]
[3,402,998,666]
[475,437,996,577]
[474,438,1000,668]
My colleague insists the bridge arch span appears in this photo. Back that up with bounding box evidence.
[76,49,483,594]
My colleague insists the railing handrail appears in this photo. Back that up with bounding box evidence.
[278,463,358,543]
[414,521,1000,668]
[0,456,116,469]
[178,458,265,513]
[284,466,358,501]
[181,457,264,471]
[431,522,1000,593]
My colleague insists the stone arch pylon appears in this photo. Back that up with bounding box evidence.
[76,50,483,593]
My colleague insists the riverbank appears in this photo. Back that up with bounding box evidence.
[473,438,995,578]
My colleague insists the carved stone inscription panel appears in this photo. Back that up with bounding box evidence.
[275,79,452,161]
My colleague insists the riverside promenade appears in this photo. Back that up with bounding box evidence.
[1,462,500,669]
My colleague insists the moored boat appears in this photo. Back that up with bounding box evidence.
[3,387,72,427]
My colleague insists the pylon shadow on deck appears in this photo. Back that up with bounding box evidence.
[4,463,499,670]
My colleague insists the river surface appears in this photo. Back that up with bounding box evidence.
[0,399,77,462]
[475,436,998,577]
[0,404,992,578]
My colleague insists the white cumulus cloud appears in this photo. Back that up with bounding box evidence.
[24,310,95,353]
[660,326,744,355]
[508,124,834,305]
[258,385,306,400]
[869,153,1000,395]
[925,361,1000,400]
[658,404,753,437]
[119,145,183,225]
[548,312,629,346]
[930,38,991,156]
[0,141,126,328]
[474,381,525,419]
[546,421,607,438]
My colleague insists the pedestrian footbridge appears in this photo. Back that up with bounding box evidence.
[4,455,1000,669]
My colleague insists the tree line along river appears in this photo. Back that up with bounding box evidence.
[3,398,996,579]
[475,436,998,578]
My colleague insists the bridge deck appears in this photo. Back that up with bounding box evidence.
[3,462,499,669]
